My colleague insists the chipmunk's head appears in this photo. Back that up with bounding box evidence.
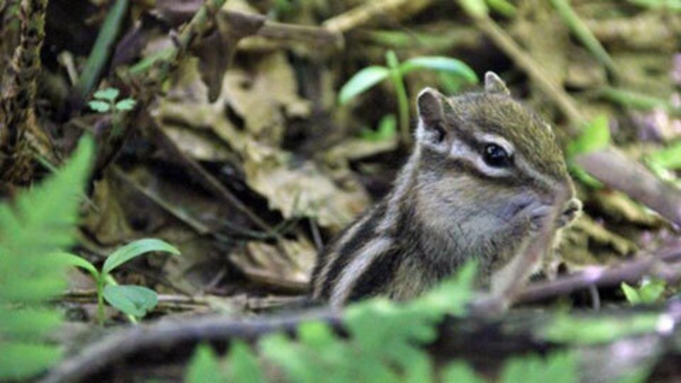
[413,72,580,264]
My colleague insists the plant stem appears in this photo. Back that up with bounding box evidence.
[387,51,411,146]
[97,278,105,325]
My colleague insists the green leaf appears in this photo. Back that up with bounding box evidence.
[226,342,264,383]
[93,88,120,101]
[646,141,681,171]
[0,308,63,339]
[442,361,486,383]
[88,100,111,113]
[0,137,93,380]
[543,313,659,345]
[114,98,136,111]
[621,282,641,305]
[53,252,100,281]
[103,285,158,317]
[102,238,180,275]
[0,342,63,380]
[338,66,389,105]
[567,114,611,157]
[501,352,577,383]
[400,57,478,83]
[360,114,397,142]
[639,278,665,303]
[486,0,517,17]
[186,344,226,383]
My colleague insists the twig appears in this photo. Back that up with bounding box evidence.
[475,190,569,314]
[574,147,681,227]
[518,239,681,303]
[41,310,341,383]
[322,0,433,33]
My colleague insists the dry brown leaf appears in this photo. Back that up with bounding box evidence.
[242,141,369,231]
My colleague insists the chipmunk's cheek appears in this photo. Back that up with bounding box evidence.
[557,198,582,227]
[527,204,555,231]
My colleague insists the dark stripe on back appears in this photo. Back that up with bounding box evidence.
[317,201,387,298]
[347,246,402,302]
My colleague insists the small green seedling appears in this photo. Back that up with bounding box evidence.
[621,278,666,306]
[88,87,136,114]
[88,87,137,139]
[58,238,180,324]
[339,51,477,145]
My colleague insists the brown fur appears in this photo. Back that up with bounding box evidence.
[310,72,580,307]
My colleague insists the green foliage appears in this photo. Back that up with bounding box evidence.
[338,66,389,105]
[485,0,517,16]
[184,263,571,383]
[441,362,486,383]
[457,0,489,18]
[61,238,180,324]
[88,87,137,114]
[184,265,584,383]
[338,50,477,144]
[103,285,158,317]
[103,238,180,274]
[186,344,226,383]
[74,0,129,102]
[543,313,659,345]
[360,114,397,142]
[339,55,476,105]
[621,278,666,305]
[567,114,610,188]
[567,114,611,156]
[645,141,681,186]
[0,138,94,380]
[500,352,577,383]
[646,142,681,171]
[627,0,681,11]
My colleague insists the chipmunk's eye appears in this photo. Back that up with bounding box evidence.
[483,143,510,167]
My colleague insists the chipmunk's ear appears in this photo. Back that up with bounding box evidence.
[416,87,448,146]
[484,71,510,96]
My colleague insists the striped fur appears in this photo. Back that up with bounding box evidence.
[310,72,580,307]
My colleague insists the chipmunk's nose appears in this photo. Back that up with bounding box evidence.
[557,198,582,228]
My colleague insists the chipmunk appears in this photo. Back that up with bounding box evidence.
[310,72,581,307]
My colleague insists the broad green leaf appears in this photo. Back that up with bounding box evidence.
[102,238,180,275]
[53,252,100,281]
[400,57,478,83]
[0,343,62,380]
[186,344,226,383]
[338,66,389,105]
[88,100,110,113]
[114,98,136,111]
[93,88,119,101]
[621,282,641,305]
[567,114,610,157]
[226,342,264,383]
[103,285,158,317]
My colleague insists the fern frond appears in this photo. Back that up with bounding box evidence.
[0,137,93,379]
